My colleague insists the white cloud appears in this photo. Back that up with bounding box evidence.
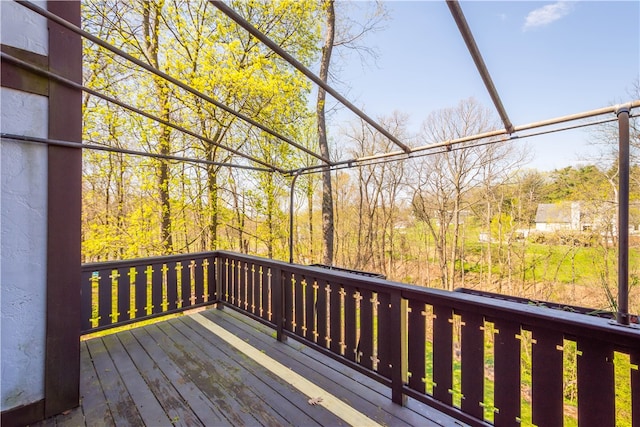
[523,2,574,31]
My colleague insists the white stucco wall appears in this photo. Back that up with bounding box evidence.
[0,1,48,56]
[0,0,49,412]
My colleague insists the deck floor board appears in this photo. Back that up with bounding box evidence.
[156,319,291,426]
[78,340,115,427]
[85,338,143,425]
[130,326,228,425]
[33,307,465,427]
[100,333,172,426]
[197,309,415,426]
[201,308,457,427]
[170,317,329,427]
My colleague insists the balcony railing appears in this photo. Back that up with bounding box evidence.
[81,252,217,333]
[82,250,640,426]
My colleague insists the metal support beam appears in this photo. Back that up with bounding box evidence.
[210,0,412,154]
[289,170,302,264]
[616,105,630,325]
[15,0,331,166]
[447,0,514,134]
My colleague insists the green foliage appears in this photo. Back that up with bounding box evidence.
[82,0,322,261]
[543,165,610,203]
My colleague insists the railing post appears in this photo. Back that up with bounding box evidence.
[215,253,224,309]
[616,105,630,325]
[391,292,407,405]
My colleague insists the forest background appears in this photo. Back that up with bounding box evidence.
[81,0,640,315]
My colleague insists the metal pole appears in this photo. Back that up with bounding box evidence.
[447,0,514,134]
[289,170,302,264]
[1,51,284,173]
[14,1,331,166]
[210,0,412,154]
[616,106,630,325]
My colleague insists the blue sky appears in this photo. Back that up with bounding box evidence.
[328,1,640,171]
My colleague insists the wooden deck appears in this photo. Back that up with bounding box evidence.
[33,307,465,427]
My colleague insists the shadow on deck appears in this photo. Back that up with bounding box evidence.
[34,307,463,426]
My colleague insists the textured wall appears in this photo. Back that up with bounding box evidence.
[0,0,49,412]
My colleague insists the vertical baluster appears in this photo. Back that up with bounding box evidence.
[116,267,130,324]
[161,263,169,312]
[272,267,284,341]
[249,263,258,315]
[344,285,357,362]
[188,259,198,306]
[531,327,563,426]
[251,264,262,317]
[329,282,342,355]
[98,269,112,328]
[460,310,484,419]
[261,266,269,321]
[193,258,204,305]
[211,256,218,302]
[304,277,316,342]
[236,261,247,310]
[408,299,426,394]
[295,275,305,336]
[317,281,329,349]
[202,257,211,303]
[80,270,94,332]
[166,261,178,311]
[433,305,453,405]
[229,259,236,305]
[390,292,407,405]
[134,265,146,320]
[149,263,161,314]
[179,261,190,309]
[493,320,521,426]
[235,260,242,308]
[283,272,294,332]
[577,338,615,427]
[359,288,374,370]
[220,256,228,303]
[377,292,392,379]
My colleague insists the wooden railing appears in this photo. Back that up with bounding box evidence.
[81,252,216,333]
[82,250,640,426]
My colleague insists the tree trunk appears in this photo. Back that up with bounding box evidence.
[143,0,172,254]
[158,111,173,254]
[317,0,335,266]
[207,160,218,250]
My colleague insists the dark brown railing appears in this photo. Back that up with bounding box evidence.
[81,252,216,333]
[82,250,640,426]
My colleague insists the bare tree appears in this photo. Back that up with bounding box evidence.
[343,112,409,274]
[410,98,506,291]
